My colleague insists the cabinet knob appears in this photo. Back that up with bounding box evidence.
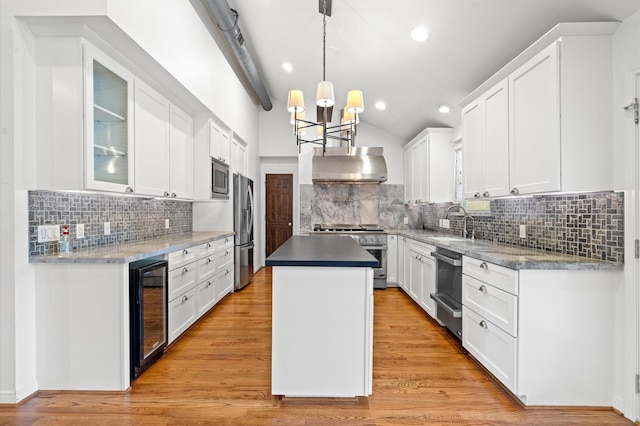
[474,192,481,198]
[510,187,520,195]
[479,285,487,293]
[482,191,490,197]
[225,270,230,275]
[163,191,170,197]
[206,280,211,287]
[182,295,189,302]
[206,258,211,264]
[207,242,211,248]
[125,187,134,193]
[182,267,188,275]
[479,320,487,329]
[479,262,488,269]
[183,249,189,255]
[171,192,177,198]
[225,250,229,255]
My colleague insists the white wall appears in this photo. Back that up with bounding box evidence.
[612,8,640,421]
[0,0,261,404]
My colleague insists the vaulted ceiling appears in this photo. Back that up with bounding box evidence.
[221,0,640,141]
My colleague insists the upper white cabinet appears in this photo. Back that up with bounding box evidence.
[460,23,616,196]
[232,136,248,176]
[462,79,510,199]
[209,121,230,165]
[403,128,453,203]
[84,44,136,193]
[134,80,194,199]
[508,42,560,195]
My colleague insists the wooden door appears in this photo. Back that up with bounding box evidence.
[266,174,293,257]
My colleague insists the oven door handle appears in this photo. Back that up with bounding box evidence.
[430,251,462,266]
[362,245,387,250]
[430,293,462,318]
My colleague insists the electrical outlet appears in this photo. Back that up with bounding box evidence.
[442,219,450,229]
[165,219,170,229]
[76,224,85,239]
[403,217,409,225]
[104,222,111,235]
[37,225,60,243]
[519,224,526,238]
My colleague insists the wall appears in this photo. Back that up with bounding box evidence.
[28,191,192,255]
[421,191,624,263]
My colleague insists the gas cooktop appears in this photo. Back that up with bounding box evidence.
[312,223,385,232]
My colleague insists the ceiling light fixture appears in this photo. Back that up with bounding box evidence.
[375,101,386,111]
[438,104,451,114]
[286,0,364,154]
[282,62,293,72]
[411,26,430,42]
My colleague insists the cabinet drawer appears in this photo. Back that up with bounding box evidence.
[463,306,517,393]
[463,256,518,295]
[197,254,216,282]
[196,278,216,318]
[409,240,435,258]
[197,241,217,258]
[216,245,234,270]
[219,235,234,250]
[215,266,234,300]
[463,274,518,336]
[168,261,197,301]
[168,246,198,270]
[168,286,197,344]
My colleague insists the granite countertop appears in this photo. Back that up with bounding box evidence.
[30,231,234,264]
[266,235,379,267]
[388,229,623,271]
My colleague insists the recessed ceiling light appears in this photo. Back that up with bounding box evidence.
[282,62,293,72]
[410,26,429,42]
[438,104,451,114]
[375,101,386,111]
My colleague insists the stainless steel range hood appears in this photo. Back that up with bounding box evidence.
[312,146,388,183]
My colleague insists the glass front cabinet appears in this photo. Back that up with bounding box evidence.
[84,43,135,193]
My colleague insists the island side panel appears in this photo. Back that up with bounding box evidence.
[271,266,373,397]
[35,263,130,391]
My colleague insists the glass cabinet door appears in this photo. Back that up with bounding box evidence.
[84,43,135,193]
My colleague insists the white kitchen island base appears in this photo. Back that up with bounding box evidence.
[271,266,374,398]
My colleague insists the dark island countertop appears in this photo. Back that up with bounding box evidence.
[266,235,379,267]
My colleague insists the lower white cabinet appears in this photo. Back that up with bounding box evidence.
[397,236,407,290]
[404,238,437,320]
[168,237,235,344]
[461,255,622,406]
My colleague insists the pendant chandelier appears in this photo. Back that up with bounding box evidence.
[286,0,364,154]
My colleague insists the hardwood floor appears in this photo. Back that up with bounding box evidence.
[1,267,633,425]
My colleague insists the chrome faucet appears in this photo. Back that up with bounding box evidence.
[444,204,467,219]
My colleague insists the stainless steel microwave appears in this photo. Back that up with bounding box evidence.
[211,157,229,199]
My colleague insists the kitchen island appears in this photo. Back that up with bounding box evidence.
[266,235,378,398]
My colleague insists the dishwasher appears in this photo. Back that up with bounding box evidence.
[430,248,463,340]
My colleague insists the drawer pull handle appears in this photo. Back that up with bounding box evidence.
[183,249,189,255]
[225,250,229,255]
[479,285,487,293]
[207,242,211,248]
[479,262,488,269]
[182,295,188,302]
[206,258,211,264]
[182,267,188,275]
[206,280,211,287]
[225,270,230,275]
[479,320,487,329]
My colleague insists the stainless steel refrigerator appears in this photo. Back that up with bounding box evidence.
[233,173,254,291]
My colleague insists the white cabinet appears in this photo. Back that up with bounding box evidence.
[209,121,230,165]
[134,80,194,199]
[232,136,248,176]
[85,44,135,193]
[134,80,171,196]
[169,106,194,199]
[461,255,621,406]
[462,79,510,199]
[403,128,454,203]
[386,235,398,284]
[461,26,615,197]
[408,240,437,319]
[168,237,235,344]
[508,42,560,195]
[397,236,407,291]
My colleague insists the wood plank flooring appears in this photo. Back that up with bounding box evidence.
[0,267,633,425]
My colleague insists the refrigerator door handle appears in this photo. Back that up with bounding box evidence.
[246,184,254,234]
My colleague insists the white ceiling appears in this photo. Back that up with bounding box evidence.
[223,0,640,141]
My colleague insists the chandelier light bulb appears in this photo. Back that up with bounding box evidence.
[316,81,335,107]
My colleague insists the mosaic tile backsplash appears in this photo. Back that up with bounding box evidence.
[300,184,623,263]
[29,190,192,256]
[422,191,624,263]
